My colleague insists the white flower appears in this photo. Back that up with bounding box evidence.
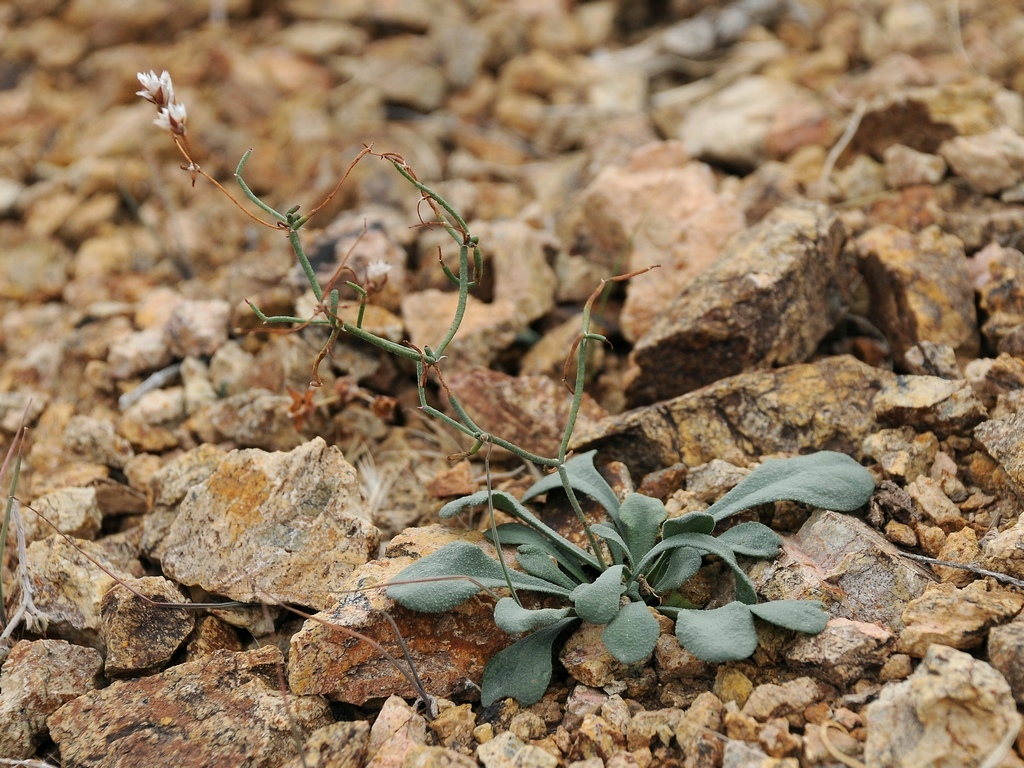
[365,260,393,281]
[153,101,187,135]
[136,70,174,108]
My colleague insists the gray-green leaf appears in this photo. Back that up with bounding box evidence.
[388,541,572,613]
[650,546,702,593]
[705,452,875,522]
[619,493,667,565]
[481,617,579,706]
[493,597,573,634]
[674,602,759,662]
[572,564,626,625]
[715,522,782,558]
[602,601,660,664]
[661,511,716,538]
[515,544,578,591]
[522,450,621,523]
[749,600,828,633]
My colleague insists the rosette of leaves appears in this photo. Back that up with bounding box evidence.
[389,451,874,706]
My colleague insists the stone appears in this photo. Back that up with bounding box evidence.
[365,695,430,768]
[520,314,606,382]
[100,576,195,677]
[204,389,305,451]
[403,746,479,768]
[988,619,1024,704]
[853,225,979,367]
[107,328,175,380]
[861,427,938,483]
[14,534,135,650]
[560,620,652,692]
[625,201,852,405]
[0,639,103,759]
[402,290,520,372]
[63,414,134,469]
[751,510,934,633]
[883,144,947,188]
[939,126,1024,196]
[560,142,744,343]
[48,646,331,768]
[898,580,1024,657]
[975,412,1024,494]
[444,368,606,459]
[278,721,371,768]
[741,678,831,724]
[863,645,1021,767]
[873,375,987,439]
[983,515,1024,582]
[975,244,1024,352]
[574,355,892,477]
[679,76,823,171]
[904,476,964,532]
[902,341,962,379]
[20,485,102,544]
[477,730,559,768]
[471,220,557,326]
[289,527,512,705]
[428,702,477,753]
[161,438,377,610]
[163,301,232,360]
[933,527,982,586]
[784,618,893,686]
[626,707,684,751]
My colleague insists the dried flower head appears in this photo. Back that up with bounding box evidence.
[366,260,393,281]
[154,102,188,136]
[136,70,174,109]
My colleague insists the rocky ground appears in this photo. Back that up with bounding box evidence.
[4,0,1024,766]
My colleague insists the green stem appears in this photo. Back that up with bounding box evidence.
[558,464,608,571]
[234,149,287,223]
[432,244,470,358]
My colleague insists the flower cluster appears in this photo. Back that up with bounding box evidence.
[136,70,187,135]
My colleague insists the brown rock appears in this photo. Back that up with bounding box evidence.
[63,414,134,469]
[402,291,520,372]
[560,621,650,692]
[873,375,987,439]
[20,486,102,544]
[471,220,557,326]
[933,528,982,587]
[853,224,979,367]
[0,639,103,759]
[784,618,893,686]
[279,721,371,768]
[975,412,1024,494]
[100,576,195,677]
[741,678,831,724]
[861,427,938,483]
[751,510,934,633]
[162,437,378,610]
[365,694,430,768]
[987,619,1024,704]
[625,201,852,405]
[475,730,558,768]
[904,476,964,532]
[561,142,744,343]
[289,527,511,705]
[48,646,331,768]
[574,355,892,477]
[863,645,1021,767]
[445,368,607,460]
[14,534,135,650]
[898,580,1024,657]
[883,144,947,188]
[939,126,1024,196]
[204,388,305,451]
[429,701,477,753]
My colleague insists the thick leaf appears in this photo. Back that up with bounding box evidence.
[515,544,579,591]
[619,493,667,565]
[749,600,828,634]
[602,601,660,664]
[522,450,621,524]
[674,602,759,662]
[388,541,572,613]
[481,617,579,706]
[590,523,631,565]
[486,523,589,582]
[493,597,573,634]
[661,511,716,538]
[705,452,875,522]
[715,522,782,558]
[650,546,703,593]
[635,533,756,605]
[572,564,626,625]
[448,490,599,570]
